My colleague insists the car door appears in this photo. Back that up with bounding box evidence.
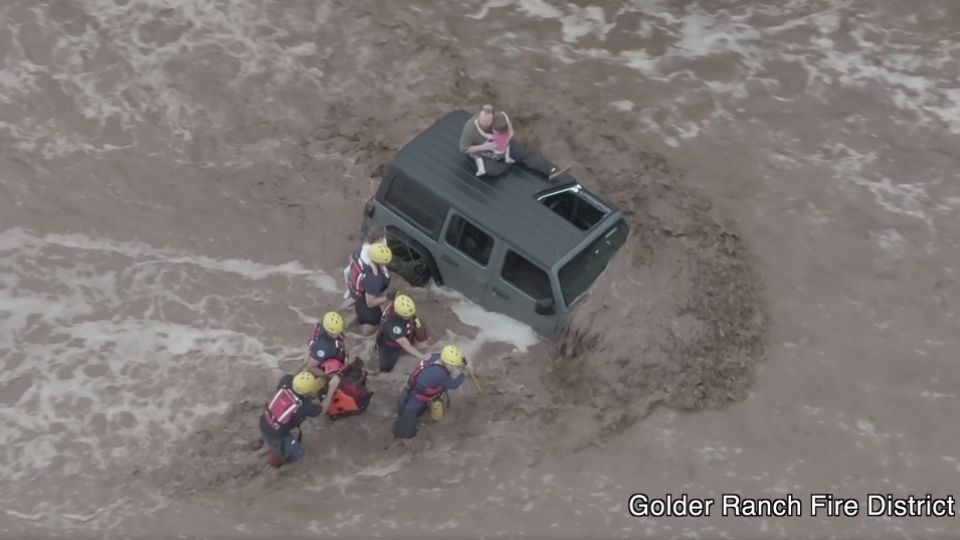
[483,247,561,338]
[435,212,495,304]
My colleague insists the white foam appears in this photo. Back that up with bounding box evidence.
[0,226,338,519]
[515,0,563,19]
[427,284,540,356]
[488,0,960,162]
[355,456,412,478]
[674,13,761,58]
[870,229,906,253]
[0,66,39,103]
[0,227,338,290]
[811,24,960,134]
[559,6,615,44]
[940,197,960,212]
[0,114,119,156]
[619,50,657,74]
[929,88,960,134]
[467,0,513,20]
[856,419,878,438]
[675,121,700,139]
[0,0,340,160]
[847,176,933,224]
[287,42,318,56]
[816,145,935,234]
[472,0,615,44]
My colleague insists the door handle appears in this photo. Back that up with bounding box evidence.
[440,254,459,267]
[492,287,510,300]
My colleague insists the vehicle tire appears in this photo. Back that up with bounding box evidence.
[386,237,433,287]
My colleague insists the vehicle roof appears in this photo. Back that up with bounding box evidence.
[390,110,611,268]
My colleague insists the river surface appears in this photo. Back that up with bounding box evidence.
[1,1,959,539]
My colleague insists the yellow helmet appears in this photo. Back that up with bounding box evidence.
[394,294,416,318]
[440,345,465,367]
[292,371,325,396]
[369,242,393,265]
[322,311,344,334]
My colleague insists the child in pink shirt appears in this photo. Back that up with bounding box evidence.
[477,112,515,163]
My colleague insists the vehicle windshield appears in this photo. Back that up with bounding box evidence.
[558,218,629,307]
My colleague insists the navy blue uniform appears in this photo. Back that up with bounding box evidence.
[376,313,412,373]
[351,265,390,325]
[393,355,465,439]
[259,374,324,463]
[308,332,346,373]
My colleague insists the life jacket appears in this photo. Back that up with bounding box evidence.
[307,323,347,374]
[406,358,446,403]
[327,359,374,420]
[263,386,303,431]
[378,303,428,347]
[348,248,390,298]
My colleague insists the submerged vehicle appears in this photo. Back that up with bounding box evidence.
[362,110,629,339]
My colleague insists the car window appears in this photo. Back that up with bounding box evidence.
[384,173,448,239]
[444,214,494,266]
[559,218,629,306]
[501,250,552,300]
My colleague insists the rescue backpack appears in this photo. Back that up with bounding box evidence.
[327,358,374,420]
[347,249,366,297]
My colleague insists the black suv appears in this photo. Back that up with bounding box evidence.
[362,110,629,339]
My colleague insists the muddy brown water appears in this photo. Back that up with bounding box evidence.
[1,1,959,539]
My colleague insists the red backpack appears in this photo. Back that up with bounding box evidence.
[348,248,390,297]
[327,358,374,420]
[347,249,366,297]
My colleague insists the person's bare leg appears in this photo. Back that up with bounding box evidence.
[340,308,357,330]
[473,156,486,176]
[356,324,378,337]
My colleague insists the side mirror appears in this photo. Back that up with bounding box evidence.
[535,297,556,316]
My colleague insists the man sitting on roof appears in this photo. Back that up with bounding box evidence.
[459,104,570,181]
